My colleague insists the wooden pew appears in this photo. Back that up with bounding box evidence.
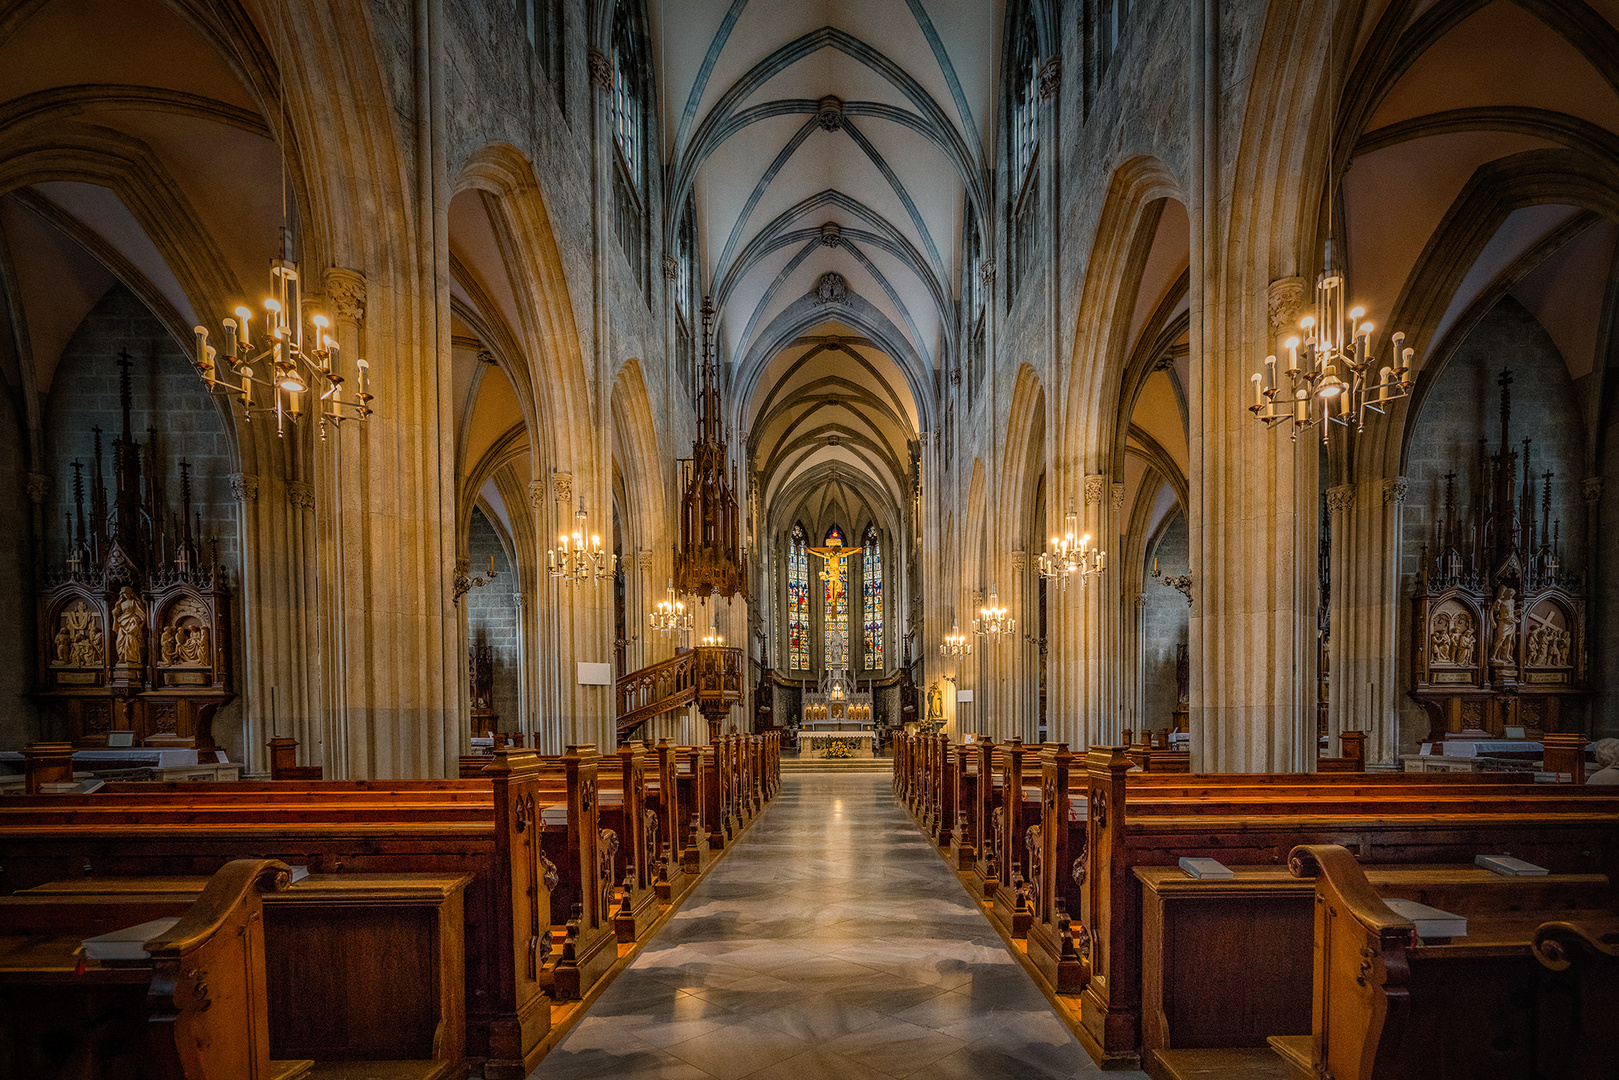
[597,741,658,943]
[17,871,471,1079]
[1316,729,1368,773]
[1023,747,1619,1068]
[267,737,323,781]
[1270,843,1619,1080]
[0,858,299,1080]
[0,749,576,1078]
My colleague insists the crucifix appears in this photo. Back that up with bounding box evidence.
[806,532,856,664]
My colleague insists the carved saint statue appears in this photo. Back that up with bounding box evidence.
[160,626,178,666]
[1489,586,1517,665]
[1456,622,1476,666]
[55,623,73,665]
[1430,612,1453,663]
[927,682,944,720]
[185,626,211,666]
[113,587,146,666]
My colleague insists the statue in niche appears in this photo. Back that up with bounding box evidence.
[1456,620,1476,666]
[1489,587,1518,665]
[160,626,179,666]
[1430,613,1453,664]
[182,625,210,666]
[927,682,944,721]
[113,587,146,666]
[55,622,73,665]
[53,602,104,668]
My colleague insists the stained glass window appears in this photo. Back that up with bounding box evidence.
[823,525,848,667]
[788,523,809,671]
[863,524,883,670]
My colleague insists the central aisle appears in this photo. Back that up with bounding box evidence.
[531,771,1142,1080]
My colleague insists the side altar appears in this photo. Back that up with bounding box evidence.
[34,353,233,750]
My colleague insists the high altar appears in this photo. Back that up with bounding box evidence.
[799,662,875,756]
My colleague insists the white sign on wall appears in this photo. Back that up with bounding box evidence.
[577,662,613,686]
[956,689,973,703]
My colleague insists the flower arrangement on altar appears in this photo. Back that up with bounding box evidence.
[822,740,856,759]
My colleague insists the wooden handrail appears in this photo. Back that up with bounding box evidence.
[616,646,745,737]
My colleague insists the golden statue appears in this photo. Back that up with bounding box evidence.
[805,532,856,610]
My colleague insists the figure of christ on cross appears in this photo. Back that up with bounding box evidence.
[807,534,856,666]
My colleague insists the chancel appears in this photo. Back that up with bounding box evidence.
[0,3,1616,1080]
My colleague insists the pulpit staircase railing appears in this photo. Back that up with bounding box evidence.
[616,646,744,738]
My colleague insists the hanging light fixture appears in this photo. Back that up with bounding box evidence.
[1245,22,1415,444]
[940,618,972,657]
[547,498,614,586]
[192,230,373,437]
[1038,502,1104,589]
[973,586,1015,638]
[648,577,693,635]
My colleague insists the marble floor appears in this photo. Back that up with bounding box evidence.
[530,771,1146,1080]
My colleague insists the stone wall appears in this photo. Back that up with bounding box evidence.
[1143,511,1189,731]
[1398,297,1588,749]
[467,507,520,733]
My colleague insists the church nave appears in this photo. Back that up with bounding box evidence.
[534,772,1126,1080]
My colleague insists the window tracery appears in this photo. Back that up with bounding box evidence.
[788,523,809,671]
[863,524,883,670]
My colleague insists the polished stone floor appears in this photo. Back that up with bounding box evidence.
[530,771,1145,1080]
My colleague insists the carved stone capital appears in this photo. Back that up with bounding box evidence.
[287,480,315,511]
[1083,474,1107,505]
[528,479,546,509]
[1266,276,1308,337]
[552,471,573,505]
[1111,482,1126,511]
[980,259,996,286]
[1584,476,1604,504]
[1010,549,1026,572]
[638,549,653,570]
[587,47,612,92]
[323,267,367,326]
[476,349,497,366]
[971,590,984,608]
[1038,56,1062,101]
[229,473,259,503]
[1382,476,1409,505]
[24,472,50,504]
[661,253,679,281]
[1326,484,1356,514]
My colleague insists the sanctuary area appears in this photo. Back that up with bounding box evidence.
[0,1,1616,1079]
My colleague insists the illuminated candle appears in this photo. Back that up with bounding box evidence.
[356,358,370,398]
[1285,336,1300,373]
[193,325,209,370]
[1379,366,1392,404]
[1252,372,1264,409]
[1294,389,1308,425]
[235,307,253,348]
[222,318,238,361]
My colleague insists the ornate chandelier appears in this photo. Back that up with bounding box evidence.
[547,499,614,586]
[674,297,746,600]
[940,619,972,657]
[1248,239,1415,443]
[973,586,1015,638]
[192,230,372,438]
[1037,503,1104,589]
[648,578,693,635]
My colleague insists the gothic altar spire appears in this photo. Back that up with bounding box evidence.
[673,296,747,600]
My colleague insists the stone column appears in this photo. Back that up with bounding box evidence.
[1324,476,1406,767]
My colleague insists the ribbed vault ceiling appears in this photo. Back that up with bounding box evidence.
[654,0,1005,527]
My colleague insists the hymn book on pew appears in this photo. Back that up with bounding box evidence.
[1475,854,1548,876]
[80,917,181,961]
[1178,857,1234,879]
[1383,898,1466,940]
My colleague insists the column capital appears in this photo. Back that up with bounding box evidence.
[661,253,680,281]
[228,473,259,503]
[1010,549,1026,572]
[1110,482,1126,511]
[552,471,573,505]
[1038,56,1062,102]
[1584,476,1604,504]
[587,47,612,92]
[323,267,367,326]
[1266,276,1308,336]
[1382,476,1409,505]
[1326,484,1356,514]
[287,481,315,512]
[24,472,50,504]
[528,479,546,509]
[1083,474,1107,505]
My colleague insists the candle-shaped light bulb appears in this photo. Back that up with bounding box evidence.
[1349,306,1365,321]
[1378,366,1392,404]
[1252,372,1264,409]
[220,318,238,361]
[1299,315,1315,331]
[234,307,253,348]
[240,366,254,408]
[1285,336,1300,372]
[356,358,370,398]
[193,325,209,370]
[1294,388,1308,424]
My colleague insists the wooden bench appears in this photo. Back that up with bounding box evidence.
[0,858,304,1080]
[1267,843,1619,1080]
[0,748,583,1078]
[15,871,471,1079]
[1022,746,1619,1067]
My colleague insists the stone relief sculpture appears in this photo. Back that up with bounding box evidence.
[1429,609,1476,667]
[1430,612,1452,663]
[112,587,146,666]
[1489,587,1517,665]
[1524,607,1572,667]
[51,602,105,667]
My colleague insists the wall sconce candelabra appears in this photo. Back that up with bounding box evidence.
[973,586,1015,638]
[452,554,500,606]
[1248,241,1415,443]
[700,621,725,647]
[547,499,614,586]
[193,230,372,438]
[1037,503,1104,589]
[940,619,972,657]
